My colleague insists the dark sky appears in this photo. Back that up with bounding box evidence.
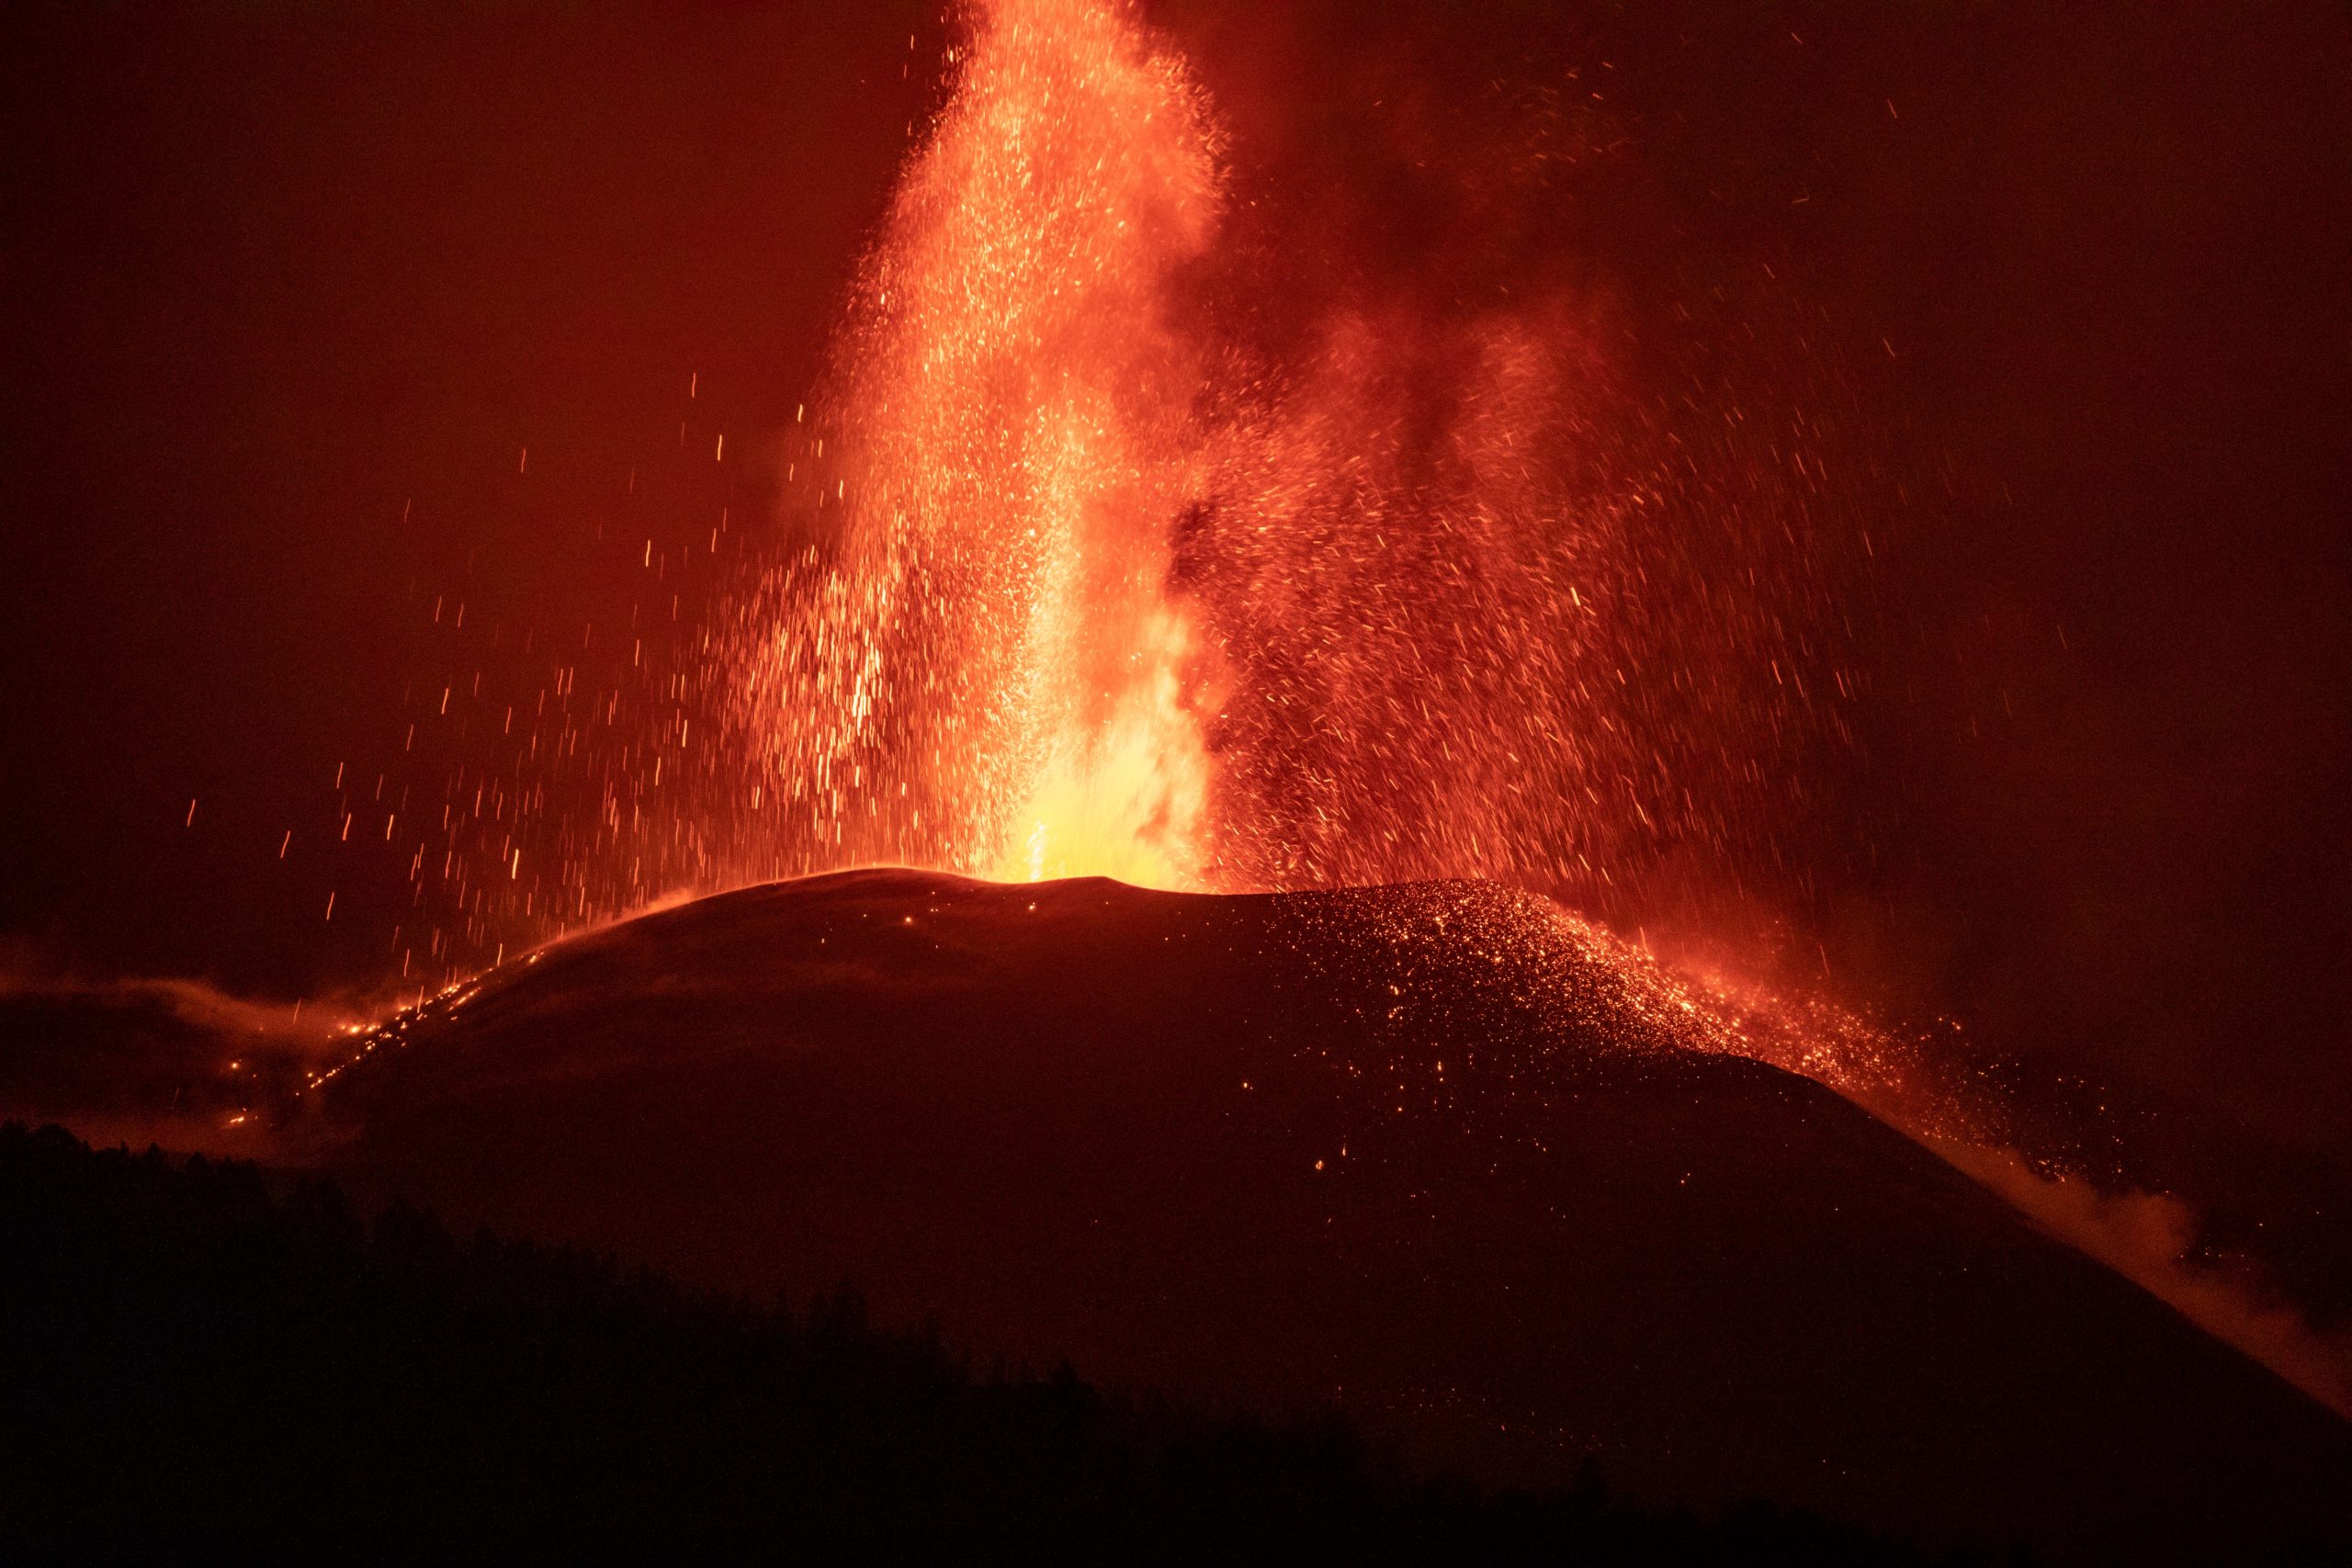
[2,3,2346,1157]
[0,0,934,984]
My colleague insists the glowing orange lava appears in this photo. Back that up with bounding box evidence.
[728,0,1221,889]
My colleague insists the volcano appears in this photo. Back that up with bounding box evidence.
[292,870,2350,1561]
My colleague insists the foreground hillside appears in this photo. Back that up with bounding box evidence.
[2,1122,1963,1564]
[292,871,2350,1561]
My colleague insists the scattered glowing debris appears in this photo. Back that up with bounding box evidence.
[287,0,1912,1144]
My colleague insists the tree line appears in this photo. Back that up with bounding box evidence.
[1,1122,2017,1564]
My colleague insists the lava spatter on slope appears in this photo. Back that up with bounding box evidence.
[1272,881,1980,1147]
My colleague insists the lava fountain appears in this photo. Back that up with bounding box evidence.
[725,0,1222,889]
[720,0,1868,920]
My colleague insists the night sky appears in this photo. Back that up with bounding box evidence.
[3,1,2346,1159]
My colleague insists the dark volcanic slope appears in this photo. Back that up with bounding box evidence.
[308,871,2349,1559]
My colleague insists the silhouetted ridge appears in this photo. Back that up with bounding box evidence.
[1,1122,1977,1565]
